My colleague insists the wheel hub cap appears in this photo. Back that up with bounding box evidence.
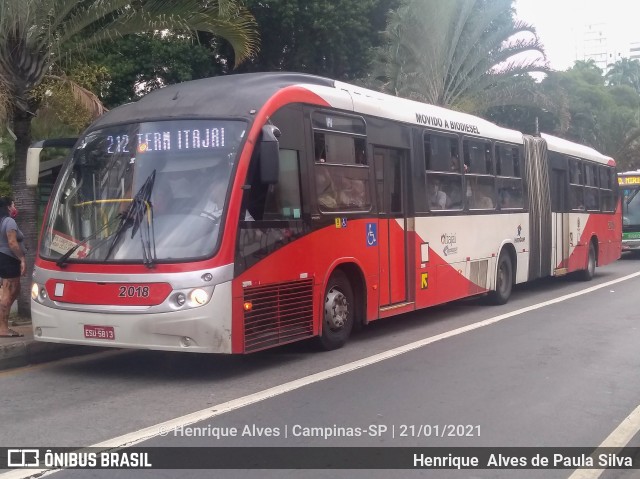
[325,289,348,329]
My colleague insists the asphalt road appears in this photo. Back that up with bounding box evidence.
[2,254,640,478]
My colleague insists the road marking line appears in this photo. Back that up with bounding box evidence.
[3,270,640,479]
[567,403,640,479]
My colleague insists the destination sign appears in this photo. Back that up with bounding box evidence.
[618,176,640,185]
[104,127,226,154]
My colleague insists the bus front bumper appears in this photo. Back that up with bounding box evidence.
[31,281,233,354]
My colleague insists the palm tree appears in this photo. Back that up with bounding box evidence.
[0,0,258,316]
[370,0,552,114]
[605,58,640,94]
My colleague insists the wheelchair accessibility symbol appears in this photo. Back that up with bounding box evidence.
[366,223,377,247]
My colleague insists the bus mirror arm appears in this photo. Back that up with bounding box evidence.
[260,125,281,184]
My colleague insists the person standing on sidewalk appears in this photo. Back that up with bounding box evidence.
[0,196,26,338]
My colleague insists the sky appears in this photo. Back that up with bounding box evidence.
[513,0,640,71]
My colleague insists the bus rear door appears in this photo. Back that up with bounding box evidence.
[374,146,410,307]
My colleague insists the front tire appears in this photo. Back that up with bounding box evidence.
[318,270,354,350]
[488,251,513,305]
[577,241,596,281]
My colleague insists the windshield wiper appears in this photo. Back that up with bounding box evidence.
[104,170,157,267]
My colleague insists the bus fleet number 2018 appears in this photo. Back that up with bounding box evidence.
[118,286,150,298]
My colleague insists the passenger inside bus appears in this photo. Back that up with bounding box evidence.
[316,167,338,209]
[339,177,367,208]
[429,179,448,209]
[451,153,468,173]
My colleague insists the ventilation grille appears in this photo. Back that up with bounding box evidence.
[470,259,489,290]
[243,279,314,352]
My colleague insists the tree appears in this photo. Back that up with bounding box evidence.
[218,0,400,81]
[502,59,640,171]
[605,58,640,94]
[369,0,552,114]
[0,0,258,316]
[84,33,226,108]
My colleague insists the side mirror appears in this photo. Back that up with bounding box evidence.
[260,125,281,184]
[26,146,44,186]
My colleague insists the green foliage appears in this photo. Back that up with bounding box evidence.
[219,0,399,81]
[0,134,15,182]
[0,0,259,125]
[489,58,640,171]
[85,33,223,108]
[605,58,640,94]
[370,0,549,111]
[0,180,12,198]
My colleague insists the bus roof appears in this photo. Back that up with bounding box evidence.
[89,73,522,144]
[87,73,613,162]
[541,133,613,165]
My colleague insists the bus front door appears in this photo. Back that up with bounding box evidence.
[374,147,409,306]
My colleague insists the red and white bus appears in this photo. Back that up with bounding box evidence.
[29,73,621,353]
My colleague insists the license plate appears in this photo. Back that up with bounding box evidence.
[84,325,115,340]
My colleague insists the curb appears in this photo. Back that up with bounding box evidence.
[0,339,97,371]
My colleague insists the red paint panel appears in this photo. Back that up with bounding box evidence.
[388,220,407,303]
[233,219,381,348]
[377,220,391,306]
[44,279,172,306]
[564,211,622,272]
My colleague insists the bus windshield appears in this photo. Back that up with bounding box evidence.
[39,119,247,264]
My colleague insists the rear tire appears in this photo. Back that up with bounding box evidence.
[317,270,354,351]
[488,251,513,305]
[577,241,596,281]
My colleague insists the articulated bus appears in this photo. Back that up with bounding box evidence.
[28,73,622,354]
[618,171,640,252]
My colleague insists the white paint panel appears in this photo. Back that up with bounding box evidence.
[542,133,612,165]
[303,82,524,144]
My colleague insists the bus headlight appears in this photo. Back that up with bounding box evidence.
[175,292,186,306]
[32,283,48,302]
[190,289,208,305]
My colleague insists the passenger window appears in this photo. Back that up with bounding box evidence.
[427,173,463,211]
[569,158,585,210]
[599,166,615,212]
[263,149,303,219]
[495,143,524,210]
[315,165,370,211]
[314,132,362,165]
[424,133,459,172]
[463,139,493,175]
[569,159,583,185]
[467,175,495,210]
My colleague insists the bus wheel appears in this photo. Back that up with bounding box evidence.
[577,242,596,281]
[318,271,354,350]
[488,252,513,305]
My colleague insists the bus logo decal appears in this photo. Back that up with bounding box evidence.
[443,244,458,256]
[366,223,377,247]
[441,233,457,255]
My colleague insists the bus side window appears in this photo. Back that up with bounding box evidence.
[599,166,615,212]
[496,143,524,210]
[568,158,585,210]
[262,149,303,220]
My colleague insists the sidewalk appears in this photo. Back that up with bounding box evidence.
[0,319,96,371]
